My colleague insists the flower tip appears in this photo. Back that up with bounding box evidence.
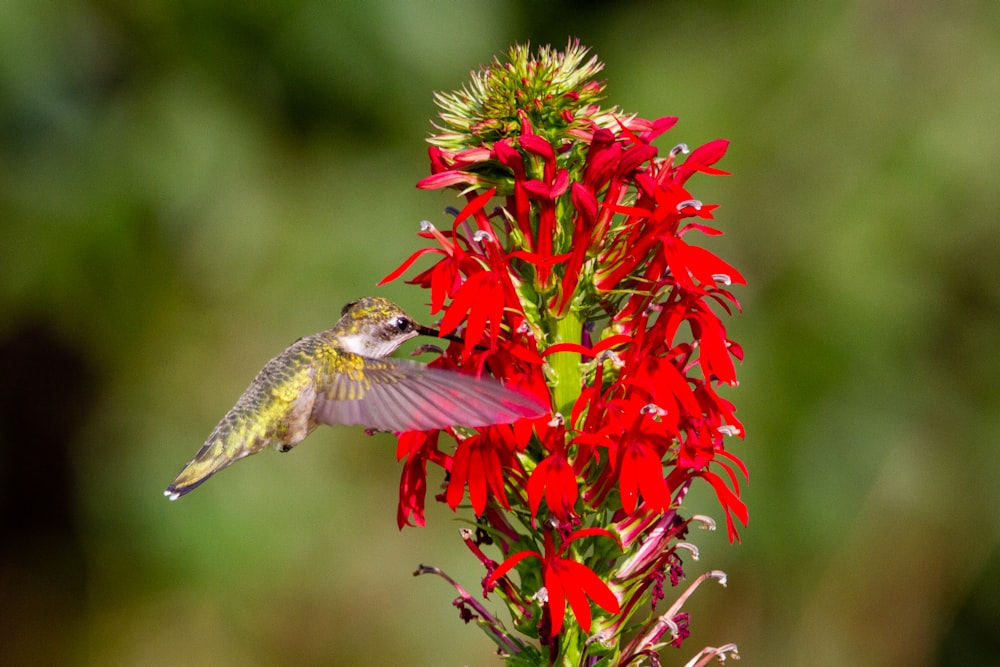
[670,143,690,157]
[712,273,732,286]
[708,570,728,587]
[585,629,614,647]
[691,515,718,531]
[687,644,741,665]
[640,403,668,418]
[598,349,624,368]
[676,542,700,561]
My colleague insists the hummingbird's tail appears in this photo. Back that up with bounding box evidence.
[164,429,250,500]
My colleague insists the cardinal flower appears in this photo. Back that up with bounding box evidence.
[388,41,746,665]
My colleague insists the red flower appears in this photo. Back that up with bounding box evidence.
[396,431,446,528]
[446,424,526,517]
[486,528,621,635]
[526,419,578,524]
[577,396,675,515]
[394,42,748,661]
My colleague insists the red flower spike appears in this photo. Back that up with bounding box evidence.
[389,42,746,660]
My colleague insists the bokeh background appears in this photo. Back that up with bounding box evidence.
[2,1,998,665]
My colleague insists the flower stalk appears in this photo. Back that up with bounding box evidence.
[547,308,585,417]
[382,40,747,665]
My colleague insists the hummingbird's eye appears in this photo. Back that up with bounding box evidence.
[394,317,413,333]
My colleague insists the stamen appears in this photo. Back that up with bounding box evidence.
[419,220,435,232]
[683,644,740,667]
[676,542,700,561]
[599,350,624,368]
[670,143,690,157]
[624,570,728,659]
[690,515,717,531]
[641,403,668,418]
[717,424,740,437]
[677,199,703,212]
[585,629,614,647]
[473,229,494,243]
[712,274,732,286]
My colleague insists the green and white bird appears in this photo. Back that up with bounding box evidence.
[165,296,547,500]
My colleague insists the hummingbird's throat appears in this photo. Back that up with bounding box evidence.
[338,333,410,357]
[340,325,464,358]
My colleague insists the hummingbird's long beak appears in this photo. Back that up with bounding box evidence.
[416,324,464,344]
[416,325,488,350]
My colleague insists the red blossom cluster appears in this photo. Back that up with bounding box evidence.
[381,42,745,665]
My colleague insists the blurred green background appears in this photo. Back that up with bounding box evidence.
[2,1,999,665]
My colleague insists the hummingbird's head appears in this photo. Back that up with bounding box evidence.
[335,297,425,358]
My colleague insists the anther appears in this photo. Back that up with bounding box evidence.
[675,542,700,561]
[690,515,717,531]
[640,403,668,418]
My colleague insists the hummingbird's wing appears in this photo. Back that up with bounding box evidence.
[311,356,548,432]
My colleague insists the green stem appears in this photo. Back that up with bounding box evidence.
[557,625,583,666]
[548,308,583,418]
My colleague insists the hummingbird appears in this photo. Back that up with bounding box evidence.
[164,296,548,500]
